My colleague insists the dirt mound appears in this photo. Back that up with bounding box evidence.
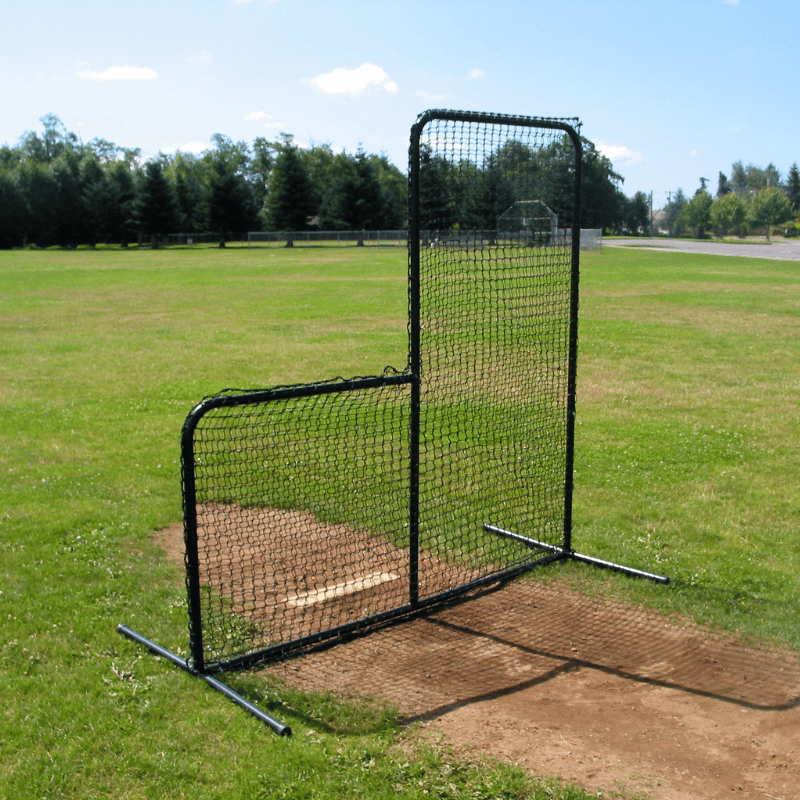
[157,519,800,799]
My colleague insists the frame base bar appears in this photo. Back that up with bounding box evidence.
[116,624,292,737]
[483,525,670,585]
[568,551,670,585]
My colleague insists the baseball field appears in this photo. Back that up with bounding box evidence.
[1,241,798,798]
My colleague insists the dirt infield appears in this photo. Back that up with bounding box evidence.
[161,505,484,652]
[158,518,800,799]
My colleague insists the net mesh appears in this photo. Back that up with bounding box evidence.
[183,112,579,669]
[185,377,413,666]
[414,113,578,588]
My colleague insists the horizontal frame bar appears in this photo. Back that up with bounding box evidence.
[483,524,670,585]
[116,624,292,736]
[185,371,414,431]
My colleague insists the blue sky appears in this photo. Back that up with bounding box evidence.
[1,0,797,210]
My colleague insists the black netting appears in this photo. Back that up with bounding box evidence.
[184,377,412,667]
[413,113,579,590]
[181,111,580,671]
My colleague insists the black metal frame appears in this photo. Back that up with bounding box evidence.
[119,110,668,736]
[407,110,670,585]
[180,373,415,675]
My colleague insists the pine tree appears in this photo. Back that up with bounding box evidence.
[106,161,136,247]
[263,145,314,232]
[208,157,256,247]
[716,172,731,197]
[786,162,800,212]
[663,188,688,236]
[80,155,113,246]
[0,170,24,248]
[348,148,386,230]
[318,149,388,232]
[131,160,179,247]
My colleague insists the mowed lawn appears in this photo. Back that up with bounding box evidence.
[0,242,798,799]
[571,245,799,645]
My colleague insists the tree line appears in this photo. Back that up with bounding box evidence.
[0,115,642,250]
[661,162,800,240]
[0,114,407,249]
[9,113,782,249]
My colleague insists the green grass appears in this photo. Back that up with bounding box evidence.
[1,242,798,798]
[564,248,800,645]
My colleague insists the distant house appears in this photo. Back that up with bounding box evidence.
[652,208,668,235]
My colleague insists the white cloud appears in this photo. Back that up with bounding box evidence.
[420,133,466,154]
[77,65,158,81]
[308,63,398,96]
[243,111,286,129]
[416,90,455,102]
[690,150,699,157]
[167,142,206,155]
[186,49,212,66]
[468,68,487,80]
[595,141,643,165]
[722,0,740,5]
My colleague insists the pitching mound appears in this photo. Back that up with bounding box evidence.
[157,516,800,799]
[160,504,484,649]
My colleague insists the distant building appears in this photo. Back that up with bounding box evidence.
[652,208,668,235]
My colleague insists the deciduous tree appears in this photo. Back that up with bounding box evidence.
[625,191,650,234]
[685,190,713,238]
[710,192,746,236]
[579,141,626,231]
[749,187,793,241]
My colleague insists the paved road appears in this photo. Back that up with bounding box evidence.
[605,237,800,262]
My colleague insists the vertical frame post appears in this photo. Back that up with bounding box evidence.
[562,125,583,554]
[181,406,206,672]
[407,116,424,608]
